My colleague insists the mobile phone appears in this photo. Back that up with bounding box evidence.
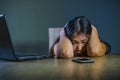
[72,58,95,63]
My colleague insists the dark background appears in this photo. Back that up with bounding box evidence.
[0,0,120,54]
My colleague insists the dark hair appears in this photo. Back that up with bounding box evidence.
[64,16,111,53]
[64,16,92,39]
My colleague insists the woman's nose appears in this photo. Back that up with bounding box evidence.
[76,44,83,51]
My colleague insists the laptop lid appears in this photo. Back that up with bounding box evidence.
[0,14,17,61]
[0,14,53,61]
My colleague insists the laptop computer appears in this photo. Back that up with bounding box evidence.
[0,14,52,61]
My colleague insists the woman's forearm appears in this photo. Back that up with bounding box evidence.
[87,25,106,56]
[55,29,74,58]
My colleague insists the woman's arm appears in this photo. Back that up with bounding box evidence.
[50,28,74,58]
[87,25,106,57]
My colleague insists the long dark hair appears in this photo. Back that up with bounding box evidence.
[50,16,111,55]
[64,16,92,40]
[64,16,111,53]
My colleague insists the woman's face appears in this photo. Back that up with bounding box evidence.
[71,32,89,56]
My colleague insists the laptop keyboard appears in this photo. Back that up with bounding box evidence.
[18,54,52,61]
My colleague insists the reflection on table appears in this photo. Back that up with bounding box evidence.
[0,54,120,80]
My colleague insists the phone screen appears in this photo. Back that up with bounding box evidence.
[72,58,95,63]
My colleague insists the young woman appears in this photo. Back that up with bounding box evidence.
[50,16,111,58]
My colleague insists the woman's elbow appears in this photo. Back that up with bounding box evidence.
[63,51,74,58]
[56,50,74,59]
[87,48,105,57]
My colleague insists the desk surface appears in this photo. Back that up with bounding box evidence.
[0,54,120,80]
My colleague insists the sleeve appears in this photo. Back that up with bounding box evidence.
[101,40,111,54]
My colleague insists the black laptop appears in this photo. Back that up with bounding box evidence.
[0,14,52,61]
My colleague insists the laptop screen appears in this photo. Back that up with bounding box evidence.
[0,14,16,60]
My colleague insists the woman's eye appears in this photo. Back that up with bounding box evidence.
[82,41,87,44]
[72,42,76,44]
[72,41,77,44]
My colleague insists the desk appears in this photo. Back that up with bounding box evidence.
[0,54,120,80]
